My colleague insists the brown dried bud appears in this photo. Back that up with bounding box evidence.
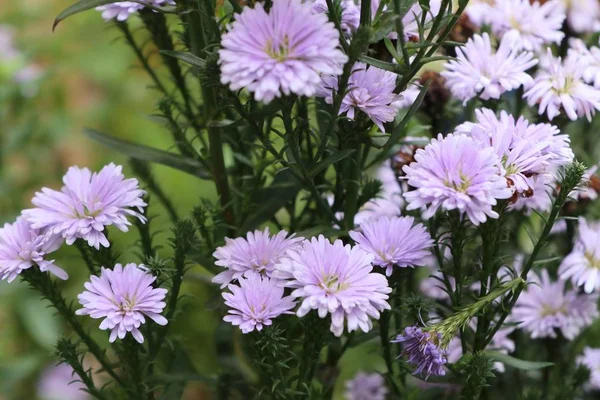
[419,71,451,114]
[392,145,420,176]
[448,14,477,46]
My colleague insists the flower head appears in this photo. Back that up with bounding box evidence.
[311,0,360,35]
[212,227,303,288]
[344,372,388,400]
[349,216,432,276]
[442,33,537,104]
[577,347,600,390]
[22,163,146,250]
[400,0,442,41]
[392,326,447,378]
[318,63,403,132]
[96,1,175,21]
[456,108,573,197]
[274,235,391,336]
[487,0,565,52]
[559,218,600,293]
[0,217,67,282]
[510,269,598,340]
[525,49,600,122]
[76,263,168,343]
[222,272,296,333]
[563,0,600,34]
[403,133,512,225]
[219,0,348,103]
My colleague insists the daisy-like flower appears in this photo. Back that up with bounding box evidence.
[349,216,433,276]
[317,63,403,132]
[403,133,512,226]
[0,217,67,282]
[222,272,296,334]
[37,364,88,400]
[76,263,168,343]
[219,0,348,104]
[274,235,391,337]
[456,108,573,196]
[96,1,175,21]
[441,33,537,104]
[577,347,600,390]
[562,0,600,34]
[22,164,146,250]
[344,372,388,400]
[487,0,565,52]
[569,39,600,89]
[510,269,598,340]
[559,218,600,293]
[525,49,600,122]
[312,0,360,35]
[212,228,302,288]
[393,326,447,378]
[465,0,495,27]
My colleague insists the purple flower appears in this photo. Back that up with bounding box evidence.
[37,364,89,400]
[570,38,600,89]
[76,263,168,343]
[222,272,296,333]
[349,216,433,276]
[317,63,403,132]
[22,163,146,250]
[344,371,388,400]
[219,0,348,104]
[274,235,391,337]
[510,269,598,340]
[312,0,360,35]
[212,228,303,288]
[487,0,565,52]
[456,108,573,197]
[525,49,600,122]
[393,326,447,378]
[0,217,67,282]
[577,347,600,390]
[96,1,175,21]
[564,1,600,34]
[403,133,512,226]
[442,33,537,104]
[559,217,600,293]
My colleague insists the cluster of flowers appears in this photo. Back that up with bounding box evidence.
[214,215,432,336]
[0,164,168,343]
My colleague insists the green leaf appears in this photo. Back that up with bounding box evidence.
[485,351,554,370]
[239,170,303,232]
[84,128,210,179]
[160,50,206,69]
[307,149,355,178]
[17,297,60,350]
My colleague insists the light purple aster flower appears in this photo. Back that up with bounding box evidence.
[393,326,447,378]
[344,371,388,400]
[400,0,442,41]
[0,217,67,282]
[577,347,600,390]
[223,272,296,334]
[76,263,168,343]
[510,269,598,340]
[96,1,175,21]
[312,0,360,35]
[212,227,303,288]
[570,39,600,89]
[559,218,600,294]
[22,163,146,250]
[317,63,403,132]
[219,0,348,104]
[403,133,512,226]
[349,216,433,276]
[393,83,421,109]
[487,0,565,52]
[456,108,572,197]
[525,49,600,122]
[274,235,391,337]
[442,33,537,104]
[37,364,89,400]
[563,0,600,34]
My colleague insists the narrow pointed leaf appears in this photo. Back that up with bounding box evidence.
[307,149,355,178]
[83,128,210,179]
[485,351,554,370]
[160,50,206,69]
